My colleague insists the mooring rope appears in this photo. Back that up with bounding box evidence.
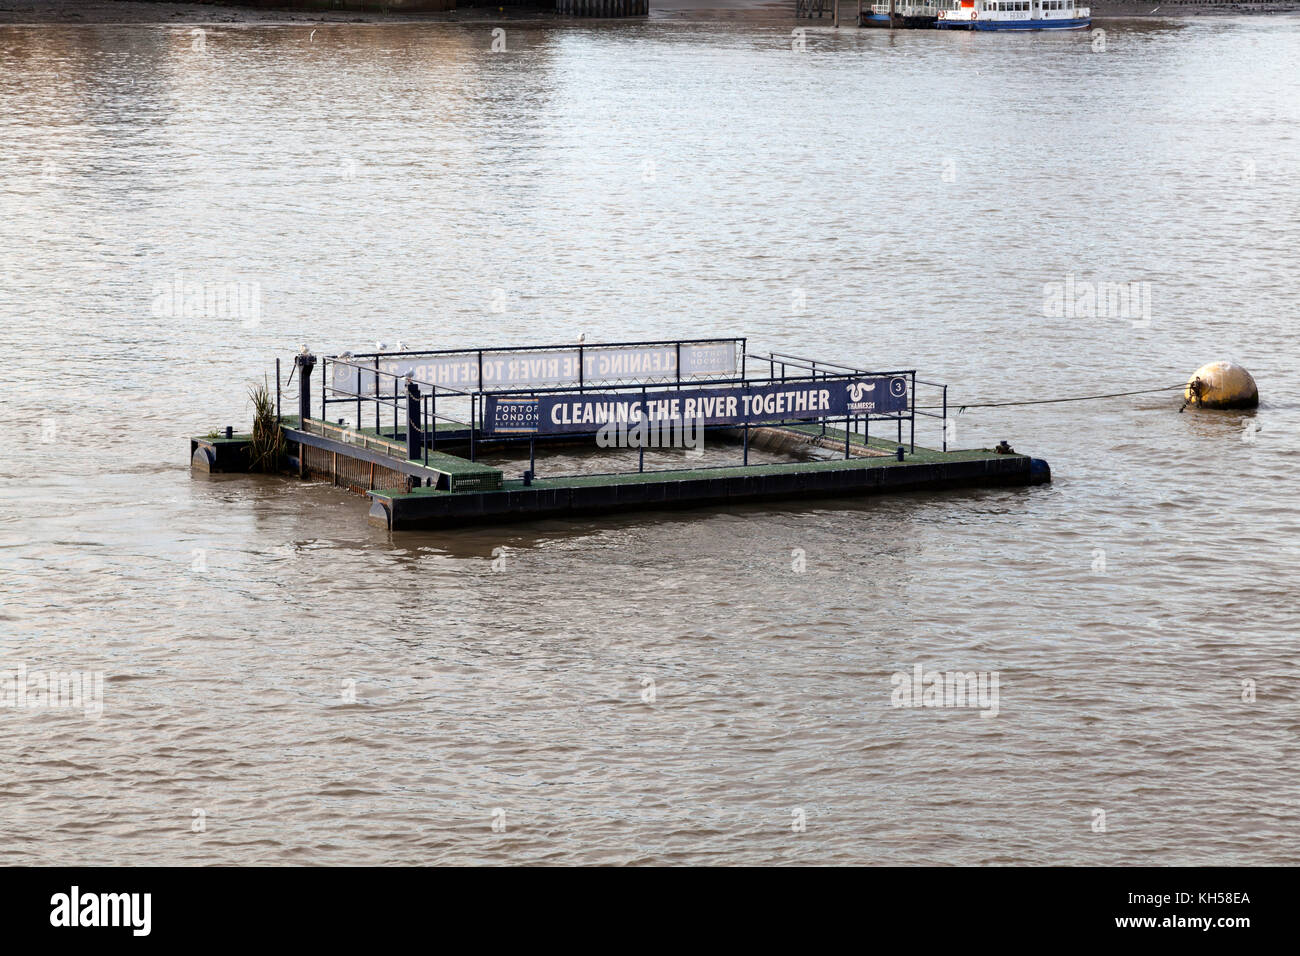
[918,383,1187,413]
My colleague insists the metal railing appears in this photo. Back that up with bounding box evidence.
[339,337,746,393]
[869,3,939,13]
[750,351,952,453]
[318,357,477,468]
[280,340,953,481]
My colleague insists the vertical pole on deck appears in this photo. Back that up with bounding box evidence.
[424,395,430,466]
[295,351,316,426]
[374,357,380,436]
[275,358,281,424]
[910,371,916,453]
[845,414,851,459]
[639,386,646,473]
[942,385,948,453]
[431,390,437,451]
[470,394,477,462]
[406,376,420,462]
[821,370,828,436]
[529,435,536,479]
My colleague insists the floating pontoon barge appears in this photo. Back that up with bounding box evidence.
[191,337,1049,530]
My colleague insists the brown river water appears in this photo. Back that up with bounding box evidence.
[1,16,1299,865]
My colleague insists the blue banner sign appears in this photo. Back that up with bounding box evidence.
[484,376,908,435]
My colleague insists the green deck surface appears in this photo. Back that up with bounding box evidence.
[196,433,251,444]
[258,415,1016,503]
[407,450,503,478]
[374,444,1021,501]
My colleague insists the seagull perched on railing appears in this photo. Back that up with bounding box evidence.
[396,340,407,352]
[374,341,386,352]
[578,333,586,345]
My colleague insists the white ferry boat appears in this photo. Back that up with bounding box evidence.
[935,0,1090,29]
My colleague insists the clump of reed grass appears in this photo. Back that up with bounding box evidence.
[248,377,284,473]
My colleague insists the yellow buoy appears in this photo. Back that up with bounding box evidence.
[1184,361,1258,409]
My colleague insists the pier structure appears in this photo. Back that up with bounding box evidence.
[191,337,1050,530]
[555,0,649,14]
[226,0,648,16]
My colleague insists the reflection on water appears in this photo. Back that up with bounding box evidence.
[1,17,1299,865]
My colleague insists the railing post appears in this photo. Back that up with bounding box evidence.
[942,384,948,452]
[295,350,316,425]
[275,357,281,424]
[910,371,916,453]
